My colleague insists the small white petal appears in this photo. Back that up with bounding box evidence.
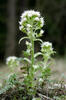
[27,24,31,28]
[41,42,52,47]
[34,17,39,21]
[19,26,23,30]
[26,41,29,45]
[40,30,44,34]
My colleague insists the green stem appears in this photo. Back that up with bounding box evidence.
[31,39,34,67]
[43,56,48,68]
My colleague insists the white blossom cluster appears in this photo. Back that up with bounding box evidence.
[41,42,52,48]
[19,10,44,37]
[6,56,17,64]
[41,42,53,56]
[6,56,19,66]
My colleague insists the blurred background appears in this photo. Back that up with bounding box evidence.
[0,0,66,62]
[0,0,66,83]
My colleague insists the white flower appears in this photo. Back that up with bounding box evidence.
[40,17,44,27]
[27,24,31,28]
[36,11,40,17]
[41,42,52,48]
[21,11,28,18]
[26,41,29,45]
[34,17,39,21]
[19,18,27,24]
[26,24,32,33]
[26,41,32,47]
[33,65,39,69]
[19,10,44,35]
[22,17,27,22]
[27,28,30,33]
[21,10,40,18]
[40,30,44,35]
[39,78,43,82]
[41,42,54,56]
[28,12,32,17]
[6,56,17,64]
[19,26,23,30]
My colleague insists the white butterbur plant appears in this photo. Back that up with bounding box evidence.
[19,10,55,99]
[1,10,55,99]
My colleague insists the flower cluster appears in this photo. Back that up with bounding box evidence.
[19,10,44,38]
[41,42,53,58]
[6,56,19,67]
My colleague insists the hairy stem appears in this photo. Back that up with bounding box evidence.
[31,39,34,67]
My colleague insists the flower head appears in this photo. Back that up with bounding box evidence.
[19,10,44,37]
[6,56,17,64]
[41,42,53,58]
[6,56,19,66]
[41,42,52,48]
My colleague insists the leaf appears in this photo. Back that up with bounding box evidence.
[22,58,31,64]
[34,52,43,58]
[34,39,43,43]
[19,37,29,44]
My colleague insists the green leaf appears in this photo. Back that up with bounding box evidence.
[34,52,43,58]
[22,58,31,64]
[19,37,29,44]
[34,39,43,43]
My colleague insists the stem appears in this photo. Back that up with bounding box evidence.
[43,56,48,68]
[31,39,34,67]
